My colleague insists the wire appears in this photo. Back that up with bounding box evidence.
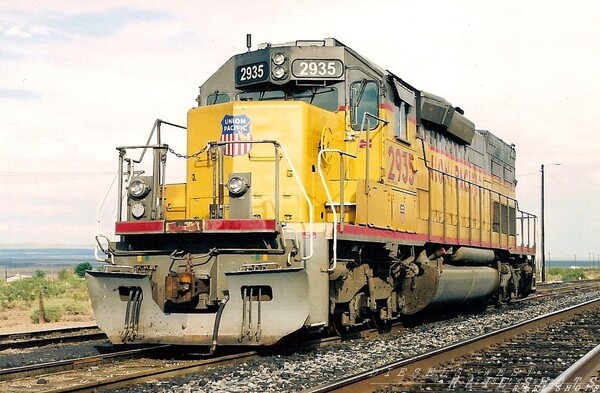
[516,170,539,177]
[0,171,114,176]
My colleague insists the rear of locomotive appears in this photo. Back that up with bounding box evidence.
[88,40,347,347]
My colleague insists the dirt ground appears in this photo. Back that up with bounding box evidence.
[0,305,96,334]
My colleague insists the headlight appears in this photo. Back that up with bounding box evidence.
[129,178,149,198]
[272,52,286,65]
[228,176,248,196]
[272,66,286,80]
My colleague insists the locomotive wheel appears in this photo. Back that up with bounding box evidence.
[369,305,392,331]
[327,311,348,336]
[327,316,342,336]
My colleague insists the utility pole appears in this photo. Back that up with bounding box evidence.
[541,164,546,282]
[540,163,560,283]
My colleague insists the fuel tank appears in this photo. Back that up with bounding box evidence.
[429,265,499,306]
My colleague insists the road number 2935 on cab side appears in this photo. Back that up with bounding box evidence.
[387,146,415,185]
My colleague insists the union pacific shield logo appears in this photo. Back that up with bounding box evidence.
[220,114,252,156]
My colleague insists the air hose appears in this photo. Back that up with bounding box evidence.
[209,295,229,355]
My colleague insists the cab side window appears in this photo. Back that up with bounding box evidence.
[350,80,378,130]
[394,101,409,141]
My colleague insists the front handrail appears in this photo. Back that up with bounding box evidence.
[207,139,314,261]
[317,112,385,273]
[353,112,388,194]
[134,119,186,164]
[115,145,169,222]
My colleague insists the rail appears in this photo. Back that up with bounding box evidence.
[0,344,171,384]
[541,341,600,392]
[307,297,600,392]
[0,325,104,351]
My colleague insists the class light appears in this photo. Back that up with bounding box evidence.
[272,66,286,80]
[272,52,286,65]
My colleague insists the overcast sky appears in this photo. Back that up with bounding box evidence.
[0,1,598,262]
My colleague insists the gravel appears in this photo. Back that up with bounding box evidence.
[118,289,600,392]
[5,289,600,392]
[0,339,113,369]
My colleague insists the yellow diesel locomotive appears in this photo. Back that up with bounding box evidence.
[89,38,536,350]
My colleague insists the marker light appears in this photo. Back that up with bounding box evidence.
[131,202,145,219]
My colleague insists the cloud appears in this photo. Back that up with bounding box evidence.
[48,7,170,39]
[0,22,50,39]
[0,0,597,256]
[0,7,170,44]
[0,87,40,100]
[0,49,26,61]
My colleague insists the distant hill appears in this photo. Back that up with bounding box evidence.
[0,247,97,267]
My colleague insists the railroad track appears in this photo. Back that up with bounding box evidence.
[0,332,349,392]
[0,325,106,350]
[307,297,600,392]
[512,279,600,305]
[536,278,600,295]
[2,280,599,392]
[0,344,246,391]
[0,348,257,393]
[541,342,600,392]
[0,344,168,384]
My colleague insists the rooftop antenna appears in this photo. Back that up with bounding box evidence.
[246,34,252,52]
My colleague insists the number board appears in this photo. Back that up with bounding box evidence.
[235,62,269,85]
[292,59,344,79]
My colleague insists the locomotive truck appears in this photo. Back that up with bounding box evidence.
[88,37,536,351]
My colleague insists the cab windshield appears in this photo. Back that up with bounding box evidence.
[237,86,338,112]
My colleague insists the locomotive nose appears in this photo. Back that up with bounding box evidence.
[86,267,311,346]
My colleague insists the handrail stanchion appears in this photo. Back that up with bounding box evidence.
[117,150,125,222]
[339,155,345,232]
[318,149,357,273]
[275,144,280,222]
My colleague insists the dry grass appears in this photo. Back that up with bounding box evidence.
[0,304,95,333]
[0,272,95,333]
